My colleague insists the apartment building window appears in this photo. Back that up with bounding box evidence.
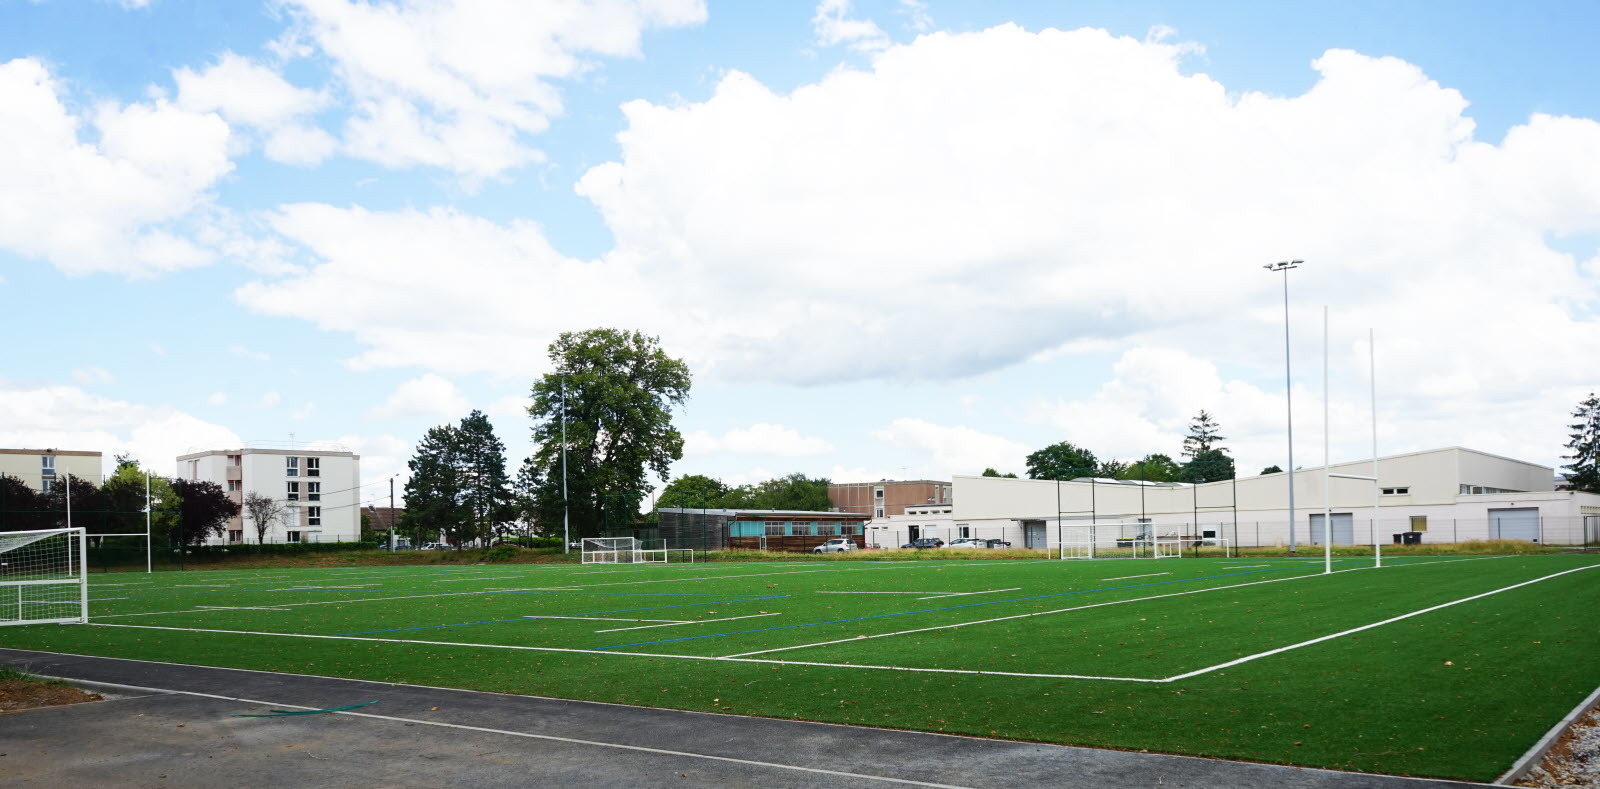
[41,478,56,494]
[286,530,302,543]
[959,525,971,538]
[228,530,243,543]
[40,455,56,477]
[874,486,884,499]
[286,481,300,501]
[227,480,242,492]
[306,457,321,477]
[227,454,241,467]
[307,482,321,501]
[286,456,299,477]
[307,506,321,527]
[875,507,884,518]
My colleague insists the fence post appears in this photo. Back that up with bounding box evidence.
[1453,518,1457,544]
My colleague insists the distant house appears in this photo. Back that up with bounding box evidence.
[0,448,102,492]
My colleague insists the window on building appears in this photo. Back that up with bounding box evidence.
[874,487,883,499]
[306,457,321,477]
[816,522,838,536]
[1410,515,1428,532]
[841,522,861,535]
[286,481,300,501]
[228,530,243,543]
[764,522,785,536]
[40,455,56,476]
[308,506,321,527]
[41,478,55,494]
[1381,487,1410,495]
[874,507,884,518]
[790,522,812,536]
[286,530,302,543]
[959,525,971,538]
[286,456,299,477]
[227,454,241,467]
[307,481,321,501]
[227,480,242,492]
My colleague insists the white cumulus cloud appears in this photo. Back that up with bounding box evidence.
[370,373,469,420]
[685,423,834,457]
[0,58,233,277]
[870,418,1031,477]
[174,52,335,166]
[0,383,241,477]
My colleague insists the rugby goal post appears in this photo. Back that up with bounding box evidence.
[0,527,88,626]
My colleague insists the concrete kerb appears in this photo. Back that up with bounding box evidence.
[1494,682,1600,785]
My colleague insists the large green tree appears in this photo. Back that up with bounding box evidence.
[456,410,515,541]
[402,424,472,547]
[980,468,1018,478]
[0,474,50,532]
[523,329,691,539]
[1564,392,1600,494]
[1117,453,1182,483]
[100,455,177,537]
[1026,441,1099,480]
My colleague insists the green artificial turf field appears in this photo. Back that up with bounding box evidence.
[2,553,1597,781]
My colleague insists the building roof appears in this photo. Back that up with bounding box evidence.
[178,447,358,460]
[657,508,863,518]
[0,448,102,457]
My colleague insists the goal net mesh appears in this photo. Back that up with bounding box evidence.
[581,537,641,564]
[0,528,86,626]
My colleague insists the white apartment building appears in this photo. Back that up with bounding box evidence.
[178,447,361,544]
[0,448,103,492]
[874,447,1600,550]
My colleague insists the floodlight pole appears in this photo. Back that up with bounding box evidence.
[64,470,72,531]
[561,375,569,555]
[1264,260,1302,552]
[1322,306,1332,575]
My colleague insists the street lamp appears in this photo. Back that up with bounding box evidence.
[1263,259,1303,552]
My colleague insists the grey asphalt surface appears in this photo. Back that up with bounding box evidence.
[0,648,1491,788]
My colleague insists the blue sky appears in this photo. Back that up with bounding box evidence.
[3,0,1597,509]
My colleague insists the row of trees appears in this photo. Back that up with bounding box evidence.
[0,454,239,545]
[654,473,832,514]
[1003,410,1242,485]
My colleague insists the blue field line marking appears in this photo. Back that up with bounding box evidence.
[328,595,790,637]
[586,567,1307,651]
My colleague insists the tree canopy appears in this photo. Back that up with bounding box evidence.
[724,473,832,511]
[1117,453,1182,483]
[1260,465,1284,475]
[980,468,1018,478]
[403,423,472,546]
[523,329,691,539]
[1025,441,1099,480]
[1564,392,1600,494]
[166,478,238,545]
[1180,449,1236,484]
[656,474,730,510]
[1182,410,1227,458]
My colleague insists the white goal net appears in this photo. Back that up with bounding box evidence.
[0,528,88,626]
[1154,536,1233,559]
[581,537,640,564]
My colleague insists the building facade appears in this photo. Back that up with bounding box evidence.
[916,447,1600,551]
[178,447,361,544]
[657,508,869,553]
[829,479,952,519]
[0,448,103,492]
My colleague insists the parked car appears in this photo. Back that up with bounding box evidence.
[945,538,986,549]
[813,538,857,554]
[983,538,1011,549]
[420,542,449,550]
[901,537,945,549]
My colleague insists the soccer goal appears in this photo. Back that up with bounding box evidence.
[0,527,88,626]
[1059,525,1095,560]
[1154,536,1233,559]
[581,537,640,564]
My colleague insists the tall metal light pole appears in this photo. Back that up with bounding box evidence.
[1263,259,1303,552]
[561,375,570,554]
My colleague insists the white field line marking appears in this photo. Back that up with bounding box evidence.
[1164,564,1600,682]
[93,589,505,618]
[1218,565,1270,569]
[433,576,527,583]
[90,582,153,587]
[175,584,232,588]
[86,622,1152,682]
[63,684,977,789]
[719,555,1519,659]
[916,588,1021,600]
[594,612,783,633]
[521,616,690,624]
[1101,573,1169,581]
[815,591,948,595]
[195,606,289,611]
[93,597,127,601]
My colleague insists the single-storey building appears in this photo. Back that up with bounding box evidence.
[657,508,868,553]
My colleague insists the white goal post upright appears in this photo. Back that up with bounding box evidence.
[0,527,88,626]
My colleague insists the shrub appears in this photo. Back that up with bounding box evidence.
[485,544,521,562]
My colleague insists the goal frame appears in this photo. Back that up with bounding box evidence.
[581,536,641,564]
[1154,536,1234,559]
[0,527,88,626]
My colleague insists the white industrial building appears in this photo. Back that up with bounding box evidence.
[178,447,361,544]
[869,447,1600,551]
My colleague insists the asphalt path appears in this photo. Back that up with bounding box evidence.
[0,648,1491,788]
